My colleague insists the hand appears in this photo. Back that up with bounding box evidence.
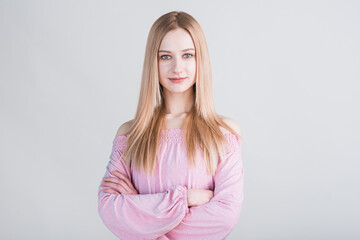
[187,189,214,207]
[101,170,138,195]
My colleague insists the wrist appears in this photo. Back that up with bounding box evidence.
[187,189,193,207]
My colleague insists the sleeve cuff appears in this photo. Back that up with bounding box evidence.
[176,185,190,214]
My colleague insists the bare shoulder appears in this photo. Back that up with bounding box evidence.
[115,119,134,137]
[218,115,242,135]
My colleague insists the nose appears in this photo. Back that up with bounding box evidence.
[172,57,184,75]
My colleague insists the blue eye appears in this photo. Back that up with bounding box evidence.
[160,55,171,60]
[184,53,193,58]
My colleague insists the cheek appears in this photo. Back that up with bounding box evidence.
[187,60,196,77]
[158,63,167,80]
[159,62,171,74]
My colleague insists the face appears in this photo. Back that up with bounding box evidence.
[158,28,196,95]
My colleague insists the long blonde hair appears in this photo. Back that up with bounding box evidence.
[122,11,242,176]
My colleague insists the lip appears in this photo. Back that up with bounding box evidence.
[169,77,187,83]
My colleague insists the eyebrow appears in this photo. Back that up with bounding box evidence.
[158,48,195,53]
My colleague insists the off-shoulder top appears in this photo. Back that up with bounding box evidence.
[98,128,244,240]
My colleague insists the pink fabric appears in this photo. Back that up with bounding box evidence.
[98,128,244,240]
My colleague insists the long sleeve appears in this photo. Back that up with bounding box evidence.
[97,136,189,240]
[165,134,244,240]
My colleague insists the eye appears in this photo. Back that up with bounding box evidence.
[184,53,193,58]
[160,55,171,60]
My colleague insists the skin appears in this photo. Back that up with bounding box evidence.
[158,27,196,116]
[101,27,214,207]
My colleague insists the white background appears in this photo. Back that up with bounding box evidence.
[1,0,359,239]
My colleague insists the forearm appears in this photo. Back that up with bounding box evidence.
[98,184,189,239]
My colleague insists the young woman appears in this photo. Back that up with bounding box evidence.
[98,11,244,240]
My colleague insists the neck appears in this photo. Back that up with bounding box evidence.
[163,87,194,116]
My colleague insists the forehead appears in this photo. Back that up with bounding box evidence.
[159,28,195,51]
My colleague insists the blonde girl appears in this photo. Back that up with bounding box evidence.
[98,11,244,240]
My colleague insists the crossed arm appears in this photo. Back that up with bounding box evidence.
[98,135,244,240]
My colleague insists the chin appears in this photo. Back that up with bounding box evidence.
[168,88,189,94]
[163,85,193,94]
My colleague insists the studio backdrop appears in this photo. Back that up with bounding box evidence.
[0,0,359,239]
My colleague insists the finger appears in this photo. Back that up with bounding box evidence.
[101,178,138,195]
[112,171,134,190]
[103,188,120,194]
[110,171,138,195]
[101,181,122,190]
[103,177,124,185]
[103,177,132,193]
[103,183,133,195]
[102,182,127,193]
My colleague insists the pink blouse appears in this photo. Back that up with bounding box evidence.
[98,128,244,240]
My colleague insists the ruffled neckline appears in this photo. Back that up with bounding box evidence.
[114,128,240,144]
